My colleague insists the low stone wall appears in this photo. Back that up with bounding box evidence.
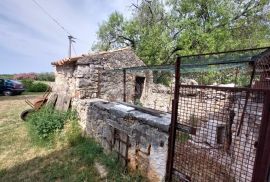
[141,83,173,112]
[77,99,170,181]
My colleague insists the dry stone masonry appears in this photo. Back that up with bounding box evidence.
[77,99,170,181]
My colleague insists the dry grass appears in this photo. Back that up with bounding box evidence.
[0,93,98,181]
[0,94,145,182]
[0,93,50,170]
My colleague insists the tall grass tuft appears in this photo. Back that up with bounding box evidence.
[25,107,146,181]
[26,106,77,146]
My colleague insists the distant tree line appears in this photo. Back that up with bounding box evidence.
[0,72,55,82]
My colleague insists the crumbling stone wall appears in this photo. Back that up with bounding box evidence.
[77,99,170,181]
[53,64,76,97]
[52,48,145,107]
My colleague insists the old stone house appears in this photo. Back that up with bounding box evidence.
[51,47,145,102]
[51,48,170,181]
[52,47,173,112]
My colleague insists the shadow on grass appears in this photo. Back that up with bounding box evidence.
[0,145,100,182]
[0,138,145,182]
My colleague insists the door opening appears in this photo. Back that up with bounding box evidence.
[134,76,145,102]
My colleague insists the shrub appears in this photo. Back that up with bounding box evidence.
[21,80,49,92]
[21,79,34,90]
[59,113,83,146]
[177,133,190,143]
[36,72,55,82]
[153,71,172,86]
[134,99,143,107]
[27,107,76,140]
[28,82,48,92]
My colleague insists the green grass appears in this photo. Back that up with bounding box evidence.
[0,94,146,182]
[177,133,191,143]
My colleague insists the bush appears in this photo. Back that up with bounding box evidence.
[153,71,172,86]
[27,107,76,140]
[21,79,49,92]
[36,72,55,82]
[21,79,34,90]
[28,82,48,92]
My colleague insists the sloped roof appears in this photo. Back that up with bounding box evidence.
[254,48,270,66]
[51,47,132,66]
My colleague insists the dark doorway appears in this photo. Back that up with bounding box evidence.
[134,77,145,102]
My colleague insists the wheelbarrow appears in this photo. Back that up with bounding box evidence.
[20,86,52,121]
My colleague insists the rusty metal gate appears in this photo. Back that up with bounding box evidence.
[166,58,270,182]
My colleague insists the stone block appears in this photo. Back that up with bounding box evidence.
[78,99,170,181]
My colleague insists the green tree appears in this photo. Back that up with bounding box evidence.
[92,11,136,50]
[93,0,270,65]
[167,0,270,55]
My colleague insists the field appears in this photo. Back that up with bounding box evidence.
[0,93,144,182]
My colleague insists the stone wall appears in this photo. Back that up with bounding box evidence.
[53,48,146,107]
[77,99,170,181]
[141,83,173,112]
[53,64,76,97]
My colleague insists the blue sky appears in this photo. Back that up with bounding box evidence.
[0,0,133,74]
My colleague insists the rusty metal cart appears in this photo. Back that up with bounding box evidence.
[20,86,52,121]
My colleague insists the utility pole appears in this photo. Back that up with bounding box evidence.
[68,35,76,58]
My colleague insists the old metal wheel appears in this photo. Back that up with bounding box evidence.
[20,109,34,121]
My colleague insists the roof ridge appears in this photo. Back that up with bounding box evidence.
[51,47,132,66]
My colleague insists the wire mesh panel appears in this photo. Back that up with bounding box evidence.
[125,67,175,112]
[179,47,269,88]
[171,85,267,182]
[253,50,270,89]
[102,65,175,113]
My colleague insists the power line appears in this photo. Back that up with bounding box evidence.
[31,0,91,56]
[31,0,73,37]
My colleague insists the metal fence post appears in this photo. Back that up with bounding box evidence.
[252,90,270,182]
[123,69,126,102]
[237,61,256,136]
[166,57,181,182]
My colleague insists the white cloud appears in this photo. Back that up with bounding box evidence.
[0,0,133,73]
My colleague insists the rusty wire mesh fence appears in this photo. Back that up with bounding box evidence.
[124,66,175,112]
[102,65,175,113]
[172,86,267,182]
[167,47,270,182]
[99,47,270,181]
[253,50,270,89]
